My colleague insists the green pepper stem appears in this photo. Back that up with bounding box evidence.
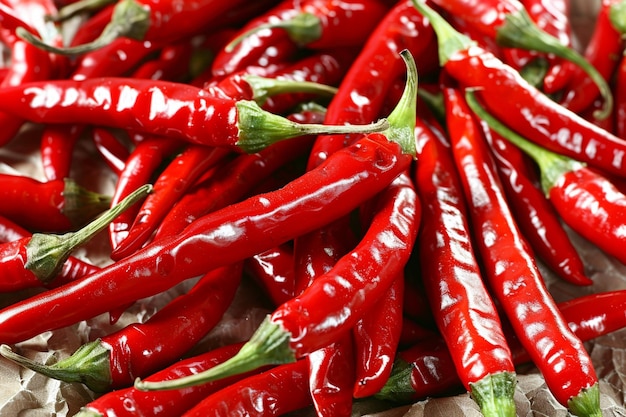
[567,383,602,417]
[469,372,517,417]
[46,0,117,23]
[374,357,417,403]
[225,12,322,52]
[464,89,583,195]
[410,0,475,67]
[0,342,112,392]
[243,74,338,106]
[235,100,389,153]
[17,0,150,56]
[26,184,152,283]
[382,49,418,157]
[496,8,613,120]
[609,0,626,36]
[134,315,295,391]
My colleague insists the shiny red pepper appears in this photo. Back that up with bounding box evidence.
[441,82,598,416]
[414,114,516,416]
[91,127,131,176]
[40,124,85,181]
[0,262,242,392]
[0,77,386,153]
[0,175,110,232]
[244,244,296,306]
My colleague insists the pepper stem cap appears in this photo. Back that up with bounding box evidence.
[496,8,613,120]
[469,371,517,417]
[0,342,112,392]
[17,0,150,56]
[134,315,295,391]
[26,184,151,283]
[225,12,322,52]
[568,383,602,417]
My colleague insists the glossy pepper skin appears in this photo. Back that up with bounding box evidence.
[0,263,242,392]
[443,85,599,416]
[414,114,516,416]
[0,131,413,345]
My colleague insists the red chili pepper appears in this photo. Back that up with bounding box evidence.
[414,114,516,416]
[0,175,110,232]
[467,89,626,283]
[556,0,626,114]
[427,0,613,119]
[418,0,626,179]
[616,51,626,138]
[480,121,592,286]
[306,0,434,170]
[0,77,387,153]
[439,82,598,416]
[0,184,148,291]
[108,136,183,250]
[0,261,242,391]
[40,124,85,181]
[220,0,388,70]
[71,342,257,417]
[379,288,626,403]
[244,244,296,306]
[17,0,252,56]
[130,39,195,82]
[0,214,99,288]
[181,359,311,417]
[111,145,231,259]
[352,271,404,399]
[91,127,131,176]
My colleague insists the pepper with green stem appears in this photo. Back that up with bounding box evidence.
[133,49,420,392]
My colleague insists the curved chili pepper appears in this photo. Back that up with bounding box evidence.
[40,124,85,181]
[0,77,387,153]
[221,0,388,67]
[181,359,311,417]
[0,184,148,291]
[71,342,257,417]
[481,122,592,286]
[0,175,110,233]
[91,127,131,176]
[0,262,242,392]
[467,89,626,280]
[108,136,183,250]
[0,214,99,288]
[130,38,195,82]
[17,0,251,56]
[379,289,626,403]
[110,145,231,259]
[306,0,434,170]
[439,82,599,417]
[417,0,626,179]
[556,0,626,114]
[414,115,516,417]
[615,51,626,138]
[427,0,613,119]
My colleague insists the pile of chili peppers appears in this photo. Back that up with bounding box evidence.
[0,0,625,416]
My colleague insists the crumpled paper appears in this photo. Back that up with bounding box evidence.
[1,0,626,415]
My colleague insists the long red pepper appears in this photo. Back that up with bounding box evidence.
[440,82,599,417]
[467,90,626,281]
[0,175,110,232]
[181,359,312,417]
[413,115,517,416]
[428,0,613,119]
[71,342,255,417]
[17,0,251,55]
[379,288,626,403]
[0,57,416,344]
[0,77,387,153]
[40,124,85,181]
[0,262,241,392]
[244,244,296,306]
[90,127,131,176]
[481,122,592,286]
[0,214,99,288]
[135,166,420,391]
[0,184,149,291]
